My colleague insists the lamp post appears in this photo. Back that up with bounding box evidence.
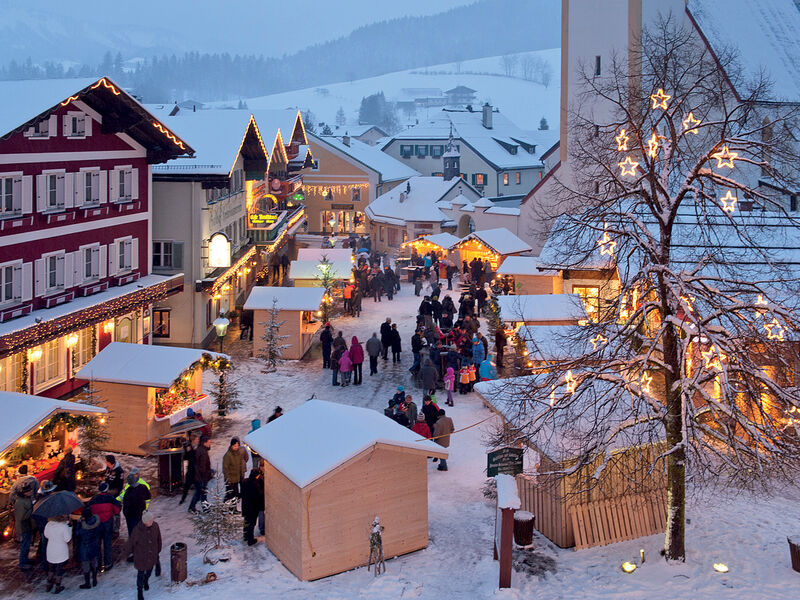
[213,315,230,353]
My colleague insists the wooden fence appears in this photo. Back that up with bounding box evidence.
[516,473,572,548]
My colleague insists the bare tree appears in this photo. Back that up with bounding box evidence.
[499,54,519,77]
[505,17,800,562]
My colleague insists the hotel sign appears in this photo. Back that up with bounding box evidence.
[208,233,231,268]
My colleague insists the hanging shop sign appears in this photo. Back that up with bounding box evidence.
[249,212,279,226]
[331,204,354,210]
[249,193,279,228]
[208,233,232,268]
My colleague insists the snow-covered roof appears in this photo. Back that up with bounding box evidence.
[289,259,353,281]
[75,342,227,388]
[404,232,461,250]
[388,108,554,169]
[244,399,447,488]
[296,248,354,263]
[311,133,420,182]
[0,392,107,456]
[688,0,800,103]
[244,286,325,312]
[458,227,532,255]
[485,206,521,216]
[516,325,589,362]
[497,256,548,276]
[366,176,476,225]
[250,109,305,145]
[497,294,588,323]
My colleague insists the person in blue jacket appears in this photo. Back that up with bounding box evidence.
[480,354,498,381]
[471,334,485,366]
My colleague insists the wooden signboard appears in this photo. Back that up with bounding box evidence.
[487,447,523,477]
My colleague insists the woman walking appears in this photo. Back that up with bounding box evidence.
[349,336,364,385]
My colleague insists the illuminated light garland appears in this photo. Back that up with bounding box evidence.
[646,132,660,159]
[549,385,556,407]
[702,347,725,371]
[720,191,737,213]
[590,334,608,350]
[565,370,577,394]
[305,183,370,198]
[210,246,257,294]
[615,129,629,151]
[90,77,121,96]
[764,317,785,341]
[60,94,80,107]
[640,372,653,394]
[597,231,617,257]
[618,156,639,177]
[756,295,768,307]
[682,112,701,134]
[650,88,671,110]
[711,146,737,169]
[681,294,696,313]
[152,122,187,150]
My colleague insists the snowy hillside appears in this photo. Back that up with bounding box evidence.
[223,49,561,134]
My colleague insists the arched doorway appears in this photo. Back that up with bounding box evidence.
[457,215,475,237]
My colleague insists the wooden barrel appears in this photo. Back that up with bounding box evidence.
[789,537,800,573]
[513,510,535,547]
[170,542,188,583]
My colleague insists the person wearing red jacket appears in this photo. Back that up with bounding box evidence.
[411,415,431,439]
[349,336,364,385]
[87,482,121,571]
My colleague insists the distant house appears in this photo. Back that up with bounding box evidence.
[333,124,389,146]
[445,85,477,105]
[393,88,447,113]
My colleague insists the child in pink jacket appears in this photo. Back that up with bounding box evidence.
[444,367,456,407]
[338,351,353,387]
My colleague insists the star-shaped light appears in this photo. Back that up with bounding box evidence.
[565,370,577,394]
[764,318,785,341]
[597,231,617,256]
[618,156,639,177]
[616,129,629,151]
[756,295,768,307]
[682,112,701,134]
[720,191,737,213]
[702,347,726,371]
[646,132,660,159]
[640,372,653,394]
[711,146,737,169]
[549,385,556,407]
[681,294,696,313]
[590,334,608,350]
[650,88,671,110]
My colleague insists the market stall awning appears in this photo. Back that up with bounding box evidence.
[0,392,107,457]
[75,342,227,388]
[456,227,532,256]
[497,294,588,323]
[244,286,325,312]
[496,256,556,276]
[401,232,461,252]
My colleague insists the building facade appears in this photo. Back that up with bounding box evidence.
[0,77,192,398]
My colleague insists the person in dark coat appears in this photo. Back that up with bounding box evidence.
[495,327,508,372]
[382,267,395,300]
[431,296,442,325]
[421,396,439,436]
[179,435,198,504]
[267,406,283,422]
[104,455,124,496]
[446,264,454,290]
[87,482,121,571]
[379,318,392,360]
[320,325,333,368]
[122,474,151,542]
[123,512,161,600]
[13,482,34,570]
[74,508,101,588]
[475,286,488,312]
[389,324,402,362]
[331,345,345,386]
[53,447,76,492]
[241,469,265,546]
[32,480,55,570]
[332,331,347,352]
[365,332,382,375]
[371,270,384,302]
[188,436,212,513]
[420,359,439,394]
[410,329,424,375]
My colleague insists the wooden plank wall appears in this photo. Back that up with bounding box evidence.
[95,381,151,456]
[517,474,573,548]
[568,490,667,550]
[263,461,304,579]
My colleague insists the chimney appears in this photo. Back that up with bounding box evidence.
[482,103,493,129]
[342,134,350,147]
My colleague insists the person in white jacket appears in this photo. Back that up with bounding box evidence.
[44,516,72,594]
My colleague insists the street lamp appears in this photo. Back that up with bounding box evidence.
[213,315,230,353]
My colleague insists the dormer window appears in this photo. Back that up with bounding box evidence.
[64,112,89,138]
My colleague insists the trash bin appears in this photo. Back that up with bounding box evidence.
[789,537,800,573]
[513,510,535,547]
[171,542,188,583]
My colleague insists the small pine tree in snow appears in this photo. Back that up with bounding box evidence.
[210,369,241,416]
[336,106,346,126]
[78,379,109,471]
[315,255,339,324]
[189,478,241,553]
[259,298,291,373]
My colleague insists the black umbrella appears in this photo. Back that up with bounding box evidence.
[32,491,84,519]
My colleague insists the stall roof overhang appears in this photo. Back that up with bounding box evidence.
[244,286,326,312]
[0,392,107,457]
[402,232,461,251]
[457,227,532,256]
[0,77,194,164]
[244,399,447,488]
[496,256,557,276]
[497,293,588,323]
[75,342,227,388]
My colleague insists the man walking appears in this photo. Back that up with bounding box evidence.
[380,318,392,360]
[124,512,161,600]
[87,482,121,572]
[433,409,454,471]
[223,438,246,501]
[366,332,382,375]
[320,324,333,369]
[188,436,212,513]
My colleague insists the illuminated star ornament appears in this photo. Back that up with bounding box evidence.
[681,294,696,313]
[646,132,660,159]
[702,347,726,371]
[616,129,629,151]
[590,334,608,350]
[597,231,617,256]
[650,88,671,110]
[712,146,738,169]
[618,156,639,177]
[640,372,653,394]
[682,112,701,134]
[720,191,737,213]
[565,370,577,394]
[756,295,768,307]
[764,318,785,341]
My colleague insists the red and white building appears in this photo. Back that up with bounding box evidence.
[0,77,193,399]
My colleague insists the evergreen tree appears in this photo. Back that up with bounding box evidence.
[336,106,346,126]
[321,124,333,135]
[78,379,109,471]
[189,478,241,552]
[302,109,317,133]
[315,256,339,324]
[210,369,241,416]
[259,298,291,373]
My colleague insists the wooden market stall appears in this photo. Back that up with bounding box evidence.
[401,232,461,258]
[454,227,532,271]
[495,256,562,295]
[497,294,588,329]
[244,399,447,581]
[75,343,226,456]
[474,375,668,550]
[288,259,354,288]
[244,286,325,360]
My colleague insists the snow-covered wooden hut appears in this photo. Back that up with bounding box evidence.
[296,248,354,264]
[497,294,588,328]
[454,227,532,271]
[244,287,325,360]
[244,399,448,581]
[288,259,353,287]
[75,343,225,455]
[495,256,561,295]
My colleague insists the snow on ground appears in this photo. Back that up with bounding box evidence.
[5,280,800,598]
[214,49,561,133]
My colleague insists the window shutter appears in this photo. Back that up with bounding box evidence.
[108,243,117,277]
[99,245,107,279]
[99,170,108,204]
[21,175,32,214]
[109,170,118,202]
[56,254,66,287]
[34,259,45,297]
[21,262,32,302]
[48,115,58,136]
[64,173,74,209]
[172,242,184,269]
[63,252,73,289]
[12,264,22,300]
[130,237,139,270]
[11,175,23,212]
[56,173,66,208]
[62,116,71,137]
[128,169,139,200]
[36,174,46,212]
[75,172,84,207]
[91,246,100,278]
[84,115,92,137]
[123,239,132,270]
